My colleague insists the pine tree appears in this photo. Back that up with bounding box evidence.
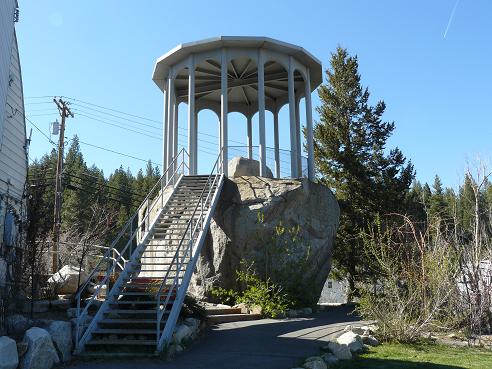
[406,180,426,224]
[313,47,414,296]
[429,175,446,220]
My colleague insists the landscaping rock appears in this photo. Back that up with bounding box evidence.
[173,324,193,344]
[6,314,32,338]
[301,307,313,315]
[21,301,50,314]
[47,320,72,362]
[250,305,262,315]
[326,341,352,360]
[232,303,249,313]
[183,317,200,330]
[17,342,28,357]
[303,357,327,369]
[189,176,340,303]
[66,308,78,319]
[321,353,339,365]
[228,156,273,178]
[49,299,70,311]
[287,309,298,318]
[21,327,59,369]
[362,335,379,347]
[0,336,18,369]
[337,331,364,353]
[47,265,89,295]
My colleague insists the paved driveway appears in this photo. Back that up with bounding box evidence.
[67,305,361,369]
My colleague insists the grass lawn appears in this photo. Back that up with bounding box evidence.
[332,343,492,369]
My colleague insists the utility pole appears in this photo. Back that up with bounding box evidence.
[52,97,74,273]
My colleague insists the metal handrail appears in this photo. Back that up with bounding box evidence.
[155,149,223,348]
[75,148,189,350]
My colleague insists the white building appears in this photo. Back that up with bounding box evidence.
[0,0,28,291]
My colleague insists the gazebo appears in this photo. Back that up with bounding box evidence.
[152,36,322,181]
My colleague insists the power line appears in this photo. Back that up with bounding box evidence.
[27,95,249,146]
[78,140,163,167]
[25,115,56,146]
[75,112,162,140]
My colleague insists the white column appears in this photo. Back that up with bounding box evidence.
[273,108,280,178]
[193,111,198,174]
[162,84,168,174]
[173,100,179,169]
[305,68,314,181]
[295,95,302,176]
[288,56,298,178]
[187,55,196,175]
[166,75,175,182]
[220,49,228,176]
[247,115,253,159]
[257,49,266,176]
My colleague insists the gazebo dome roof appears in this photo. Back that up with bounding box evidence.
[152,36,322,113]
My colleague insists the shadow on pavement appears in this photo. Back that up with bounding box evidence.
[335,358,468,369]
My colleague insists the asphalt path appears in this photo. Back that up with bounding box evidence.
[67,305,361,369]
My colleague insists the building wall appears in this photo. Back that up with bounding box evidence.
[318,278,349,305]
[0,0,17,148]
[0,1,27,292]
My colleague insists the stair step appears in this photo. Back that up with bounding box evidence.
[93,328,157,334]
[80,352,158,358]
[109,300,170,305]
[205,307,242,315]
[206,313,263,324]
[86,339,156,346]
[100,319,166,324]
[104,309,169,314]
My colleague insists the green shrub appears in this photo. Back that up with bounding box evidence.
[235,263,293,318]
[211,260,293,318]
[210,287,239,306]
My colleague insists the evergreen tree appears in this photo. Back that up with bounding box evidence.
[406,180,426,224]
[429,175,446,220]
[313,47,414,295]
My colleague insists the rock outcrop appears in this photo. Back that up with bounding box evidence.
[189,176,339,303]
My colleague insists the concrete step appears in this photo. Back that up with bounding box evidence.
[205,307,242,315]
[86,339,156,346]
[93,328,157,335]
[104,309,169,315]
[100,318,166,325]
[206,313,263,324]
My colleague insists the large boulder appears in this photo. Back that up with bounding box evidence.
[47,265,88,295]
[6,314,32,339]
[326,341,352,360]
[228,157,273,178]
[336,331,364,353]
[20,327,59,369]
[0,336,18,369]
[46,321,72,362]
[189,176,339,304]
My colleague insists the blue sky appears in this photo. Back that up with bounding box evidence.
[17,0,492,188]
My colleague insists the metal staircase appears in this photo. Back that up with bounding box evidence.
[74,149,224,354]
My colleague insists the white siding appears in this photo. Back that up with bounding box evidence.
[0,30,27,244]
[0,0,17,147]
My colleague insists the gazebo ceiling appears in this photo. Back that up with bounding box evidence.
[152,36,322,108]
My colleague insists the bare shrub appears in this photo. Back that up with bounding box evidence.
[358,214,460,342]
